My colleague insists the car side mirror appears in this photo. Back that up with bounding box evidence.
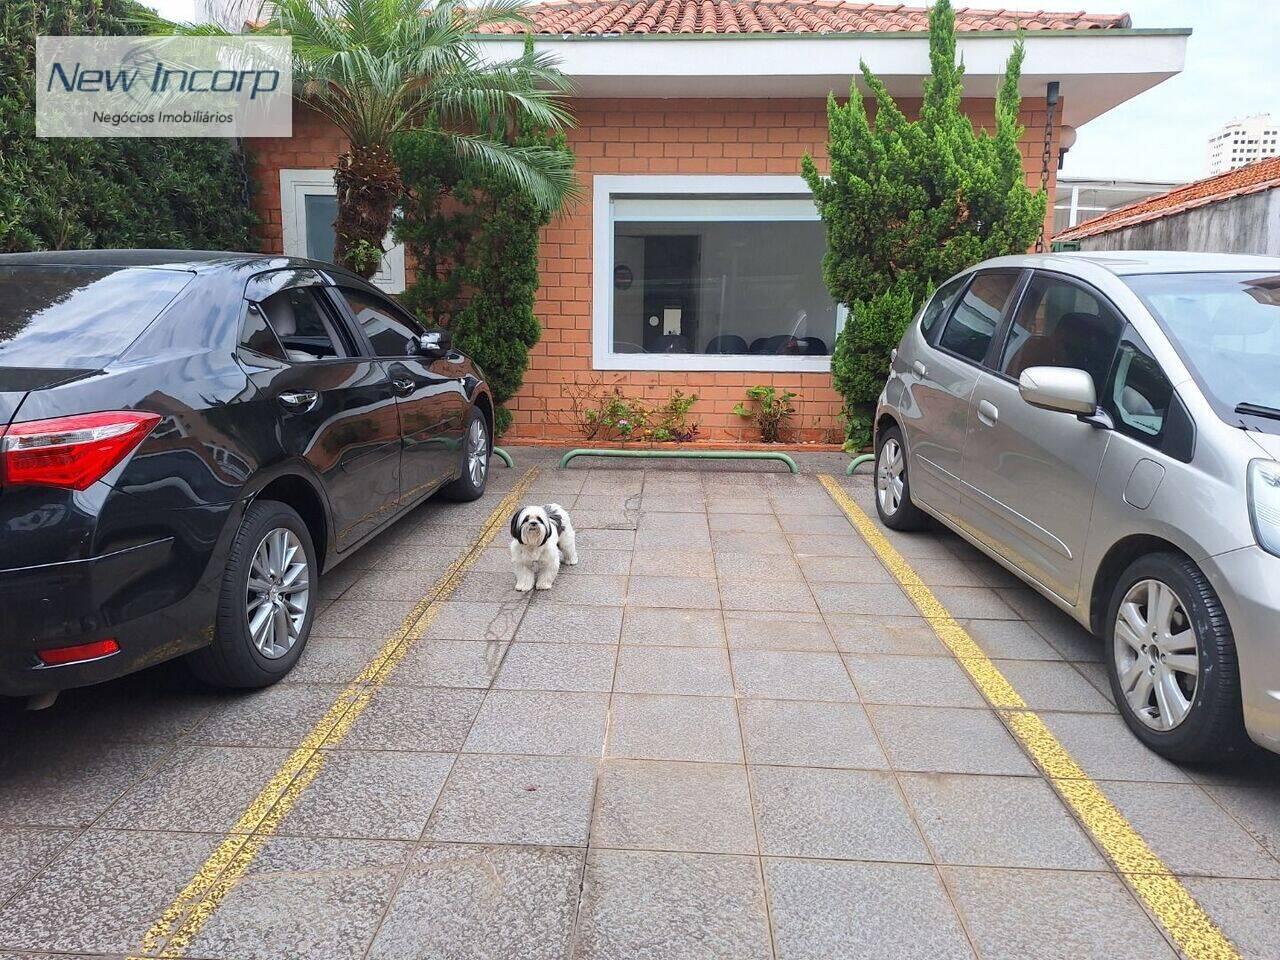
[415,330,451,357]
[1018,366,1098,416]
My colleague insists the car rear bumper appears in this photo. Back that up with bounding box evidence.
[0,509,235,698]
[1203,545,1280,753]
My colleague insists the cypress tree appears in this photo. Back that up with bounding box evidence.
[802,0,1045,446]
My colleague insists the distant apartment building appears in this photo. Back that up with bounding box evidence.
[1207,114,1279,175]
[1053,177,1182,235]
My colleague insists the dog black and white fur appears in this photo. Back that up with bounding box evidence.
[510,504,578,592]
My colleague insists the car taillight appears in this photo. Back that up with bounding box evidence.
[38,638,120,666]
[0,411,161,491]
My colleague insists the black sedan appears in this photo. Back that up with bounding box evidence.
[0,250,495,700]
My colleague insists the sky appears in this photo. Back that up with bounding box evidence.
[145,0,1276,183]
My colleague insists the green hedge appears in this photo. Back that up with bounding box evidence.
[1,0,256,253]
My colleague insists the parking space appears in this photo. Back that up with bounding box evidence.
[1,448,1279,959]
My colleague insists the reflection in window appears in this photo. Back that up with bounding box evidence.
[304,193,339,263]
[939,271,1019,363]
[611,218,837,357]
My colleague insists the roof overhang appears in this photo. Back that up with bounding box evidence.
[475,28,1189,129]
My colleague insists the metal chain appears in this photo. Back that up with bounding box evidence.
[1035,98,1055,253]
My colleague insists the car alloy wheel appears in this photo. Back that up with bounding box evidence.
[1113,578,1200,731]
[245,527,310,660]
[466,416,488,488]
[877,437,906,516]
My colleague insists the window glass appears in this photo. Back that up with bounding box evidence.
[0,265,191,370]
[258,288,346,362]
[304,193,338,263]
[939,271,1019,363]
[611,211,837,356]
[919,275,967,337]
[239,303,286,360]
[339,288,423,357]
[1000,274,1121,393]
[1108,334,1173,440]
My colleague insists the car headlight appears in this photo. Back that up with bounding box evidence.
[1248,459,1280,557]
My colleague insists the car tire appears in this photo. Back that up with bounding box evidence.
[874,424,929,531]
[187,500,317,688]
[441,407,490,502]
[1104,552,1250,763]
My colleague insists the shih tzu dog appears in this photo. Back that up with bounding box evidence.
[510,504,578,592]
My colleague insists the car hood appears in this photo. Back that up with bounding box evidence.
[1247,431,1280,461]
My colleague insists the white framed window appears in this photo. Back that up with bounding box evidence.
[279,169,406,293]
[593,175,843,372]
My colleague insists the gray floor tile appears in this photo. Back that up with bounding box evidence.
[390,638,507,687]
[534,575,628,606]
[739,699,888,769]
[1204,782,1280,859]
[713,550,804,580]
[992,660,1115,713]
[636,527,711,549]
[705,497,772,515]
[710,530,793,554]
[844,654,986,708]
[960,619,1063,661]
[565,550,633,576]
[625,576,720,609]
[1103,781,1280,878]
[608,695,743,763]
[900,773,1105,869]
[278,750,453,840]
[0,828,76,906]
[494,643,617,693]
[452,571,528,602]
[41,678,222,745]
[765,859,973,960]
[797,554,894,583]
[810,581,918,617]
[426,755,597,846]
[614,647,734,696]
[464,690,610,757]
[101,744,290,833]
[1030,616,1104,662]
[515,604,623,645]
[574,528,636,551]
[312,599,417,638]
[620,607,725,647]
[719,578,817,613]
[574,849,771,960]
[789,533,874,557]
[191,684,344,748]
[592,760,756,854]
[286,635,388,685]
[630,549,716,578]
[868,705,1036,776]
[0,829,222,955]
[709,512,781,533]
[1038,713,1192,783]
[927,586,1019,620]
[342,687,485,752]
[730,650,858,701]
[641,495,707,513]
[186,836,410,960]
[638,512,709,534]
[724,612,834,650]
[825,614,948,655]
[909,557,1006,588]
[996,586,1069,621]
[944,866,1176,960]
[751,766,928,861]
[348,565,449,602]
[1182,877,1280,960]
[0,739,167,828]
[368,844,584,960]
[418,602,526,644]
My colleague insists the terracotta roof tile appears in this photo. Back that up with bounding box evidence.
[476,1,1131,35]
[1055,157,1280,242]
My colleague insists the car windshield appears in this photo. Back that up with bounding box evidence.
[0,265,192,370]
[1124,271,1280,421]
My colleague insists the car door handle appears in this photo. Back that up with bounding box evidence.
[391,377,415,397]
[978,399,999,426]
[277,389,318,412]
[912,360,928,378]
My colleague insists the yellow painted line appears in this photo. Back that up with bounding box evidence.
[128,466,541,960]
[817,474,1242,960]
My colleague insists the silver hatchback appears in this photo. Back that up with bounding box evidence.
[875,251,1280,762]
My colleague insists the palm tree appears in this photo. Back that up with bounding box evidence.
[153,0,577,277]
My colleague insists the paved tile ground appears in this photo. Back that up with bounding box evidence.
[2,446,1280,959]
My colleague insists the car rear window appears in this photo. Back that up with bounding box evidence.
[0,265,193,370]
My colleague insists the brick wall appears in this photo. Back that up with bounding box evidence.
[247,95,1061,443]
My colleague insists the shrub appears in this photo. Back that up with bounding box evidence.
[734,386,798,443]
[801,0,1045,446]
[0,0,256,253]
[393,97,574,436]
